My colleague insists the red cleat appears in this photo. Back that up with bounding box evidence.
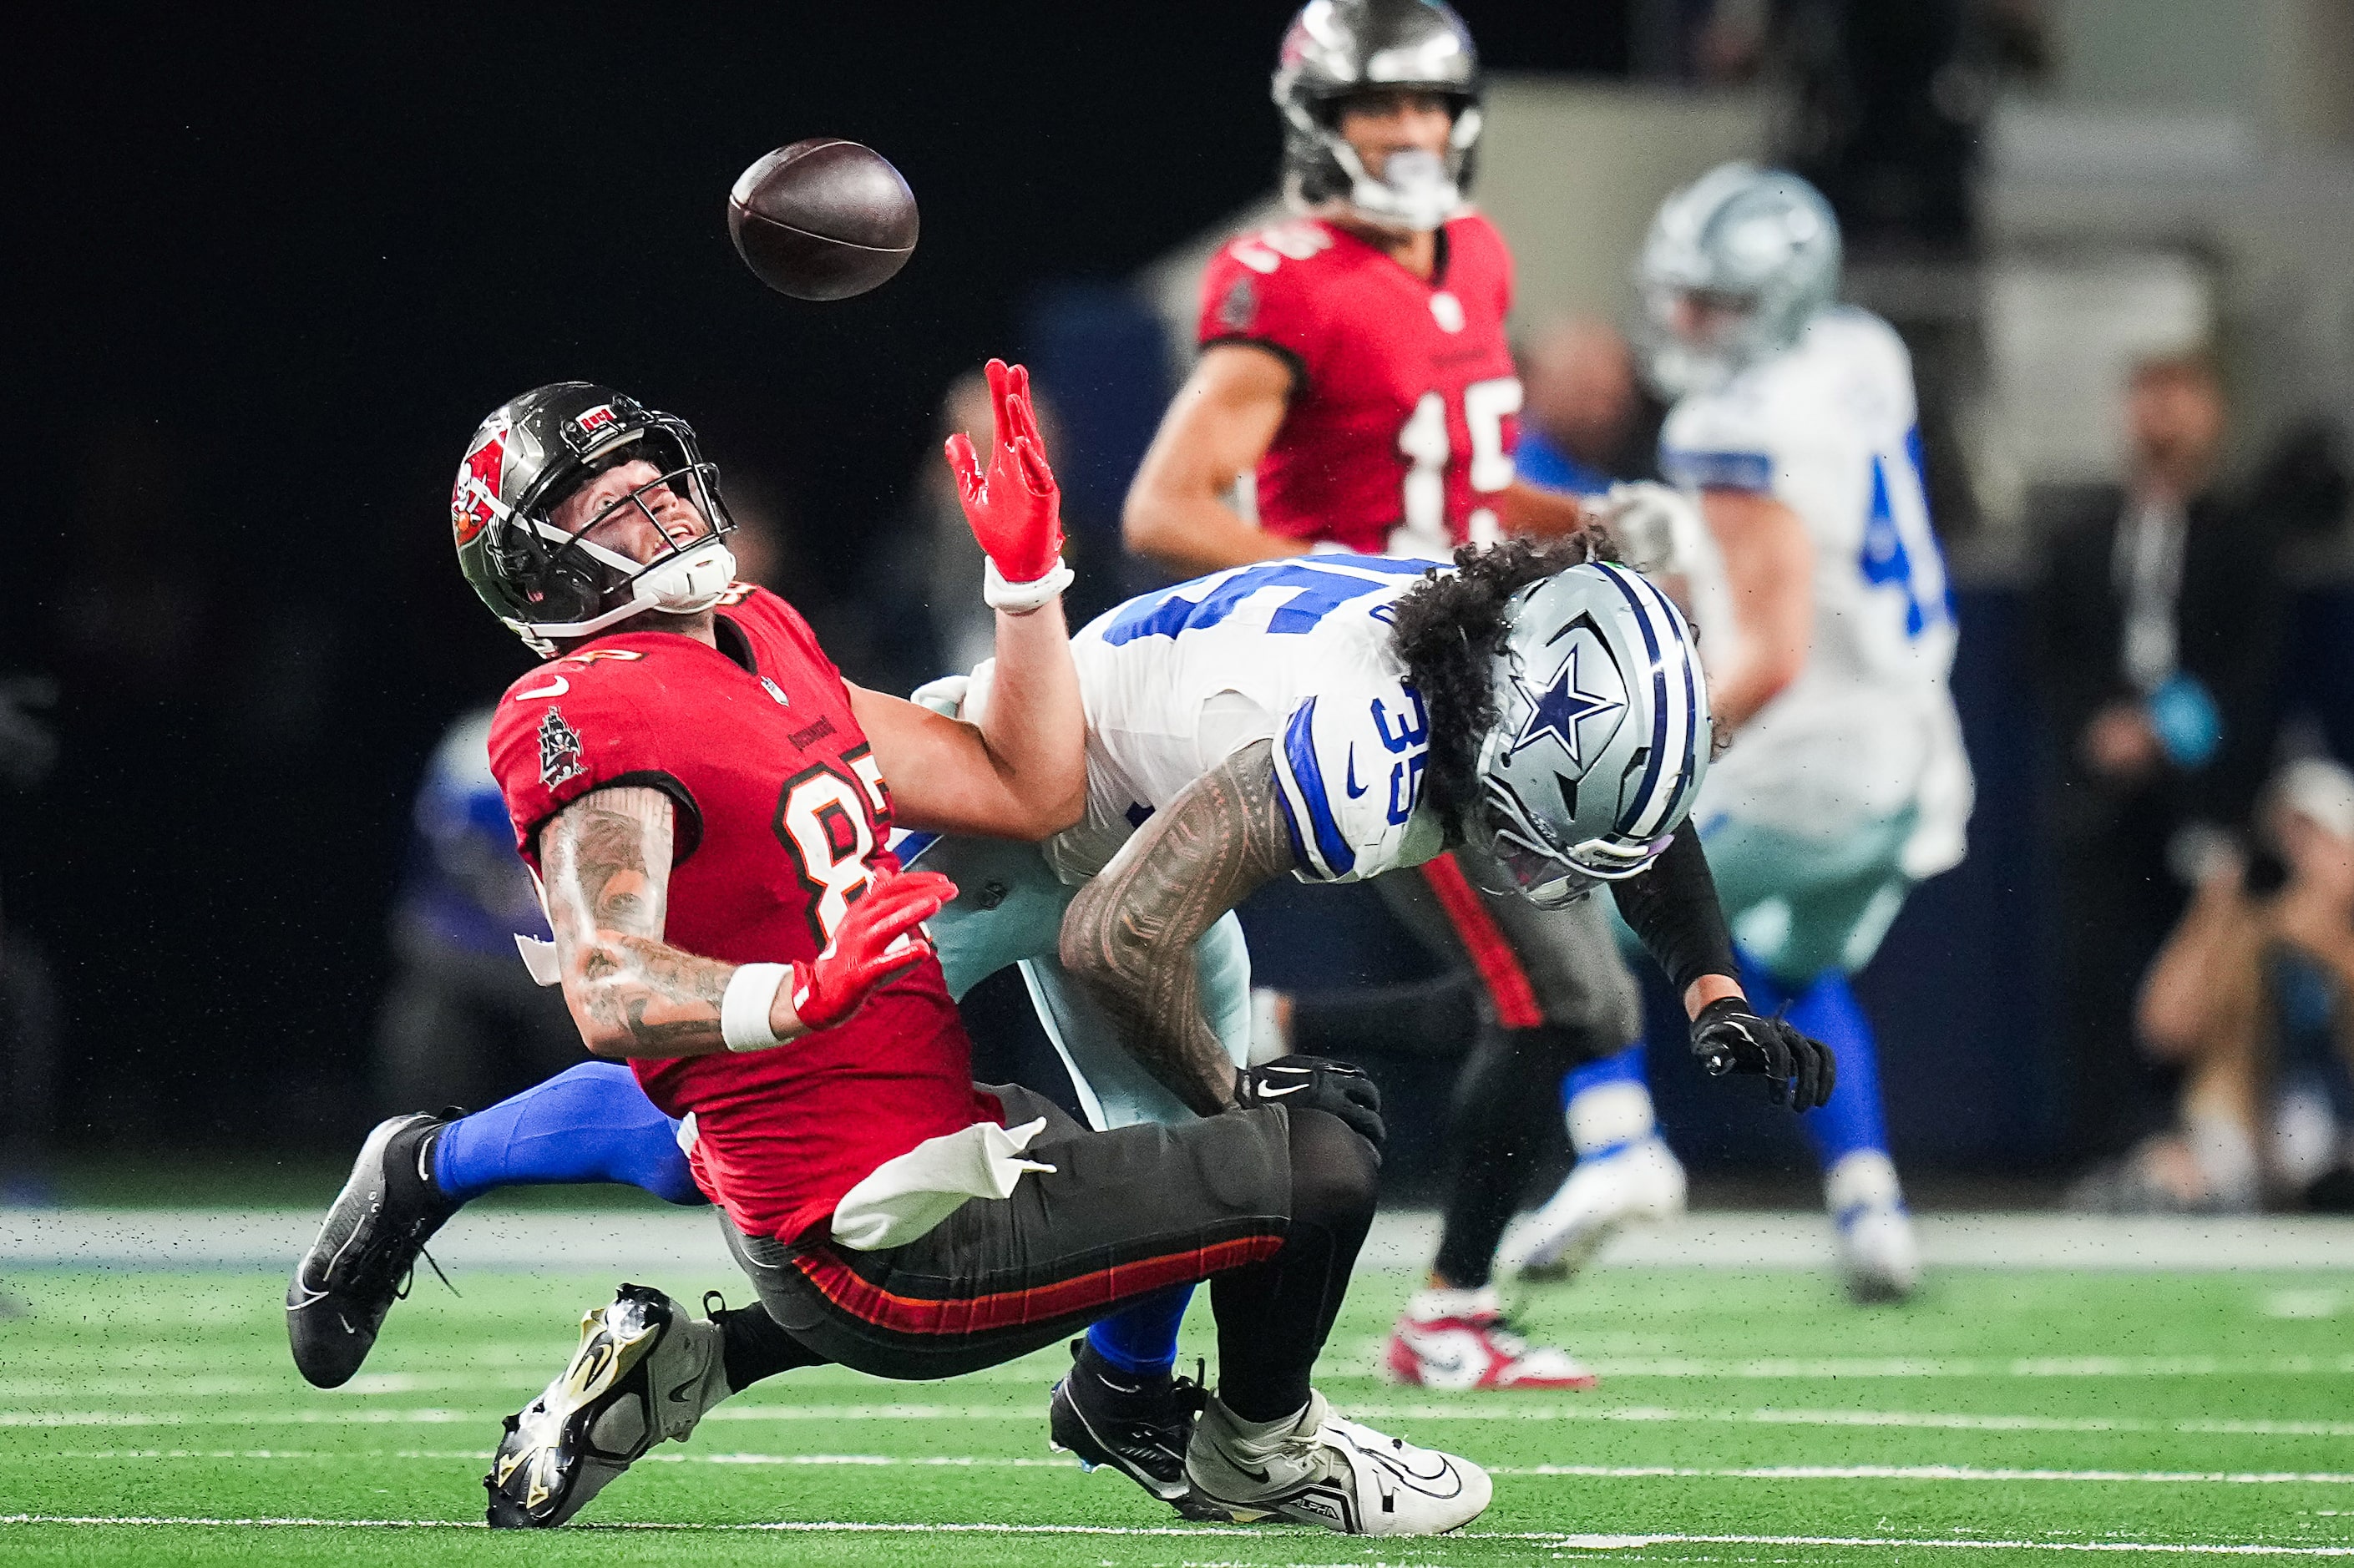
[1384,1287,1598,1391]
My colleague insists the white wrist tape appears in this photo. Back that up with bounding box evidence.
[721,963,792,1052]
[983,556,1073,614]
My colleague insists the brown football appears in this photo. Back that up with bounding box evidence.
[727,139,919,301]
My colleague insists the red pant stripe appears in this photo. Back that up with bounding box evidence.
[1419,852,1545,1030]
[788,1234,1282,1338]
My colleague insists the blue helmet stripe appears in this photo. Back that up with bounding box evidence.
[1620,566,1705,836]
[1592,563,1675,837]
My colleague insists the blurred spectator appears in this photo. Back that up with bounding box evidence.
[1513,316,1654,494]
[372,709,581,1115]
[1676,0,2041,255]
[2033,352,2288,1165]
[0,676,61,1205]
[2073,760,2354,1211]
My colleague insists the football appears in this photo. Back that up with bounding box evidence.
[727,139,919,301]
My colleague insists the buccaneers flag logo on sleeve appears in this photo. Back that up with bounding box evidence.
[538,707,585,788]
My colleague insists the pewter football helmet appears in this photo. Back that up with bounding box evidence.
[453,384,739,658]
[1273,0,1483,235]
[1466,561,1709,906]
[1637,162,1841,397]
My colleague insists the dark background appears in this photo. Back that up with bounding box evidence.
[8,4,1638,1154]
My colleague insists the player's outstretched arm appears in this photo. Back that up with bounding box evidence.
[1697,487,1812,731]
[1496,478,1590,539]
[542,786,949,1058]
[1123,344,1311,575]
[852,359,1087,842]
[1059,738,1298,1115]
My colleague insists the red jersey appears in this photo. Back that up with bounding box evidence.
[1197,211,1522,557]
[485,584,998,1242]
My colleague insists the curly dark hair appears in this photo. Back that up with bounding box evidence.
[1387,530,1617,840]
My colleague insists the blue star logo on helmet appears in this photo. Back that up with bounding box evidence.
[1506,638,1625,774]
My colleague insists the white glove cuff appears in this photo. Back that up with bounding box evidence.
[721,963,792,1052]
[984,556,1073,615]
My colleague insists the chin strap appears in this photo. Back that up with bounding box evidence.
[1327,142,1461,235]
[638,542,738,615]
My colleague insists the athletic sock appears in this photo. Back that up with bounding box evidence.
[1765,960,1895,1175]
[1086,1284,1191,1378]
[430,1061,705,1206]
[715,1300,823,1391]
[384,1117,461,1221]
[1561,1042,1657,1159]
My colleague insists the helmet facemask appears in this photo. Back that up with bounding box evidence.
[1463,742,1673,908]
[1309,99,1481,235]
[1637,284,1769,400]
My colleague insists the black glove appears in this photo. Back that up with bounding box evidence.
[1234,1056,1385,1151]
[1690,997,1835,1110]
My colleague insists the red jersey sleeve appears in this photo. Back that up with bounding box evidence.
[1196,220,1341,394]
[486,655,701,870]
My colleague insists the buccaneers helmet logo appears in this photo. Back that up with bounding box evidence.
[451,420,510,546]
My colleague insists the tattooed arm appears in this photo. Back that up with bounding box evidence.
[1057,738,1298,1115]
[543,785,809,1058]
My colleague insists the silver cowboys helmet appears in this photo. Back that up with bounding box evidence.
[1273,0,1482,235]
[1466,561,1711,907]
[1638,161,1841,398]
[452,382,738,658]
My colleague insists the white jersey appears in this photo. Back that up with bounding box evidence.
[1661,306,1972,878]
[1030,555,1450,886]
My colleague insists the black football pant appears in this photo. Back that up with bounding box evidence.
[714,1084,1376,1424]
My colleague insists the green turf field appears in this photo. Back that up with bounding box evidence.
[3,1256,2351,1565]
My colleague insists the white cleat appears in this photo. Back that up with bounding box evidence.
[1826,1151,1920,1303]
[1501,1135,1688,1282]
[484,1283,731,1528]
[1184,1388,1491,1536]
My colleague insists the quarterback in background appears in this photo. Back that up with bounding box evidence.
[1123,0,1659,1394]
[1511,165,1974,1301]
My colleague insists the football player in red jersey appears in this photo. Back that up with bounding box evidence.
[1124,0,1658,1392]
[419,364,1492,1535]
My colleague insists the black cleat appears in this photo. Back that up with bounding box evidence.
[1049,1338,1224,1518]
[286,1111,461,1388]
[486,1282,729,1528]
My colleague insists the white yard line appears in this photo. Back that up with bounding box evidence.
[9,1403,2353,1438]
[1544,1535,2354,1557]
[21,1450,2354,1485]
[11,1208,2354,1271]
[18,1353,2353,1400]
[4,1515,2354,1554]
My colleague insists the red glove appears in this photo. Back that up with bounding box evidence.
[787,870,956,1031]
[944,358,1066,593]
